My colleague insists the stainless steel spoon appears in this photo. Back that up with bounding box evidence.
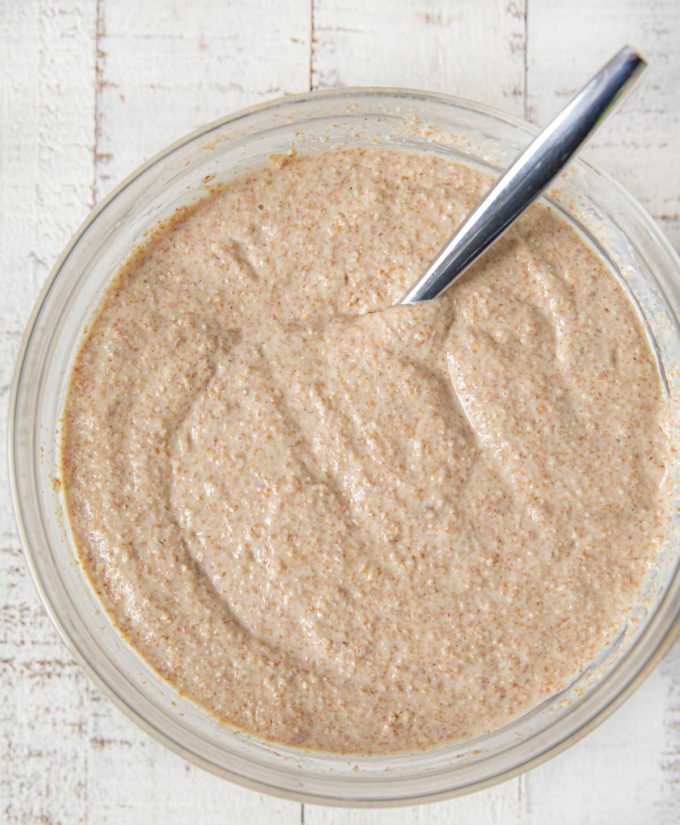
[400,46,646,305]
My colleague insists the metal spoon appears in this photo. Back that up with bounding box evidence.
[400,46,646,305]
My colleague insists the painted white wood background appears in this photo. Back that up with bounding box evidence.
[1,1,679,822]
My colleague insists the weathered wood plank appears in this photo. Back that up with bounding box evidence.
[305,788,523,825]
[94,0,311,200]
[312,0,527,117]
[0,0,96,331]
[524,4,680,822]
[527,0,680,249]
[0,1,98,822]
[523,640,680,825]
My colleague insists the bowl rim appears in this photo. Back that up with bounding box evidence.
[9,85,680,807]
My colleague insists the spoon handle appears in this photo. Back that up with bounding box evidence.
[400,46,646,305]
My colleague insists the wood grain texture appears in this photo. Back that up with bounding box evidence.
[312,0,527,117]
[522,640,680,825]
[527,0,680,249]
[0,3,97,822]
[94,0,310,200]
[1,1,679,822]
[524,9,680,815]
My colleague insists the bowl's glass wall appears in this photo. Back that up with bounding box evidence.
[10,89,680,805]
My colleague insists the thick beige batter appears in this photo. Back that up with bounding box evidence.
[62,148,670,754]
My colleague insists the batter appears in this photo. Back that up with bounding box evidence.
[62,148,670,753]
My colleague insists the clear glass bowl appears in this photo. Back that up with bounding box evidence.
[9,89,680,806]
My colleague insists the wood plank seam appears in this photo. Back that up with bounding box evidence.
[92,0,103,207]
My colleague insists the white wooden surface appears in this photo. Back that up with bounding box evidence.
[1,1,679,822]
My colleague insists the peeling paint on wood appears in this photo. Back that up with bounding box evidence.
[93,0,310,201]
[312,0,527,117]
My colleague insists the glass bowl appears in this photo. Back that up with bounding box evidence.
[9,88,680,807]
